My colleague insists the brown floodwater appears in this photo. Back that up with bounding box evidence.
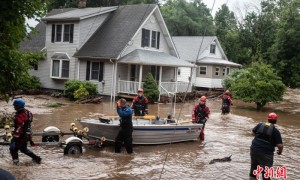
[1,91,300,180]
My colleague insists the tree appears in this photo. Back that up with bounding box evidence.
[143,73,160,103]
[270,0,300,88]
[0,0,47,101]
[222,61,286,110]
[160,0,215,36]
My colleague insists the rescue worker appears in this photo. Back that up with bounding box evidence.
[221,90,233,114]
[132,88,149,116]
[250,112,283,179]
[115,98,133,154]
[10,99,41,165]
[192,96,210,141]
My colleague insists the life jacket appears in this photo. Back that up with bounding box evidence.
[222,95,230,106]
[255,122,274,144]
[133,96,147,111]
[195,104,208,121]
[23,109,33,134]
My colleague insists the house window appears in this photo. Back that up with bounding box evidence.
[86,61,104,82]
[210,44,216,54]
[215,67,220,76]
[226,67,230,75]
[141,29,150,47]
[52,24,74,43]
[51,59,69,78]
[199,66,207,75]
[142,28,160,49]
[223,67,226,76]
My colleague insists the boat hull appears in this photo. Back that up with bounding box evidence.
[80,119,202,145]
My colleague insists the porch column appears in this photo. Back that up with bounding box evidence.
[158,66,162,101]
[113,62,118,102]
[138,65,143,89]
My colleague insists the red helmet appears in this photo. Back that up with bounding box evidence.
[268,113,278,121]
[138,88,144,93]
[200,96,207,102]
[225,90,230,95]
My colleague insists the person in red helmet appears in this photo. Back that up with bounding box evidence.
[249,112,283,179]
[132,88,149,116]
[192,96,210,140]
[221,90,233,115]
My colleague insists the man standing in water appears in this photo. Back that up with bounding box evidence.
[132,88,149,116]
[221,90,233,114]
[115,98,133,154]
[250,112,283,179]
[10,99,41,165]
[192,96,210,141]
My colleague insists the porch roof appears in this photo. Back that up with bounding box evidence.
[118,49,194,67]
[197,57,242,67]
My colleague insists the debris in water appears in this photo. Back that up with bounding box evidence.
[209,155,232,164]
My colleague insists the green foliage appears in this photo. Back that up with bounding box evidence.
[223,61,286,110]
[74,84,89,100]
[64,80,97,100]
[143,73,160,103]
[45,102,64,108]
[161,0,215,36]
[0,0,48,101]
[0,110,14,128]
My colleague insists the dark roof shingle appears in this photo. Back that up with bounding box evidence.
[74,4,156,59]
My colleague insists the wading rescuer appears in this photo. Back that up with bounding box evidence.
[192,96,210,141]
[250,113,283,179]
[131,88,149,116]
[115,98,133,154]
[10,99,41,165]
[221,90,233,114]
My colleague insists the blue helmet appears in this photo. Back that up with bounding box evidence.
[13,99,25,108]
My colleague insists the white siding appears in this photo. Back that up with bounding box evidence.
[194,77,223,88]
[78,60,114,96]
[121,13,172,57]
[79,13,110,48]
[177,67,191,82]
[198,43,224,59]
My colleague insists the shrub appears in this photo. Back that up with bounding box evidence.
[17,75,41,91]
[45,102,64,108]
[143,73,160,103]
[64,80,97,100]
[74,84,89,100]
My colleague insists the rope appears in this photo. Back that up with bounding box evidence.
[159,1,217,179]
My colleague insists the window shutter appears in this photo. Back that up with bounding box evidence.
[157,32,160,49]
[141,29,145,47]
[99,62,104,82]
[51,24,55,43]
[86,61,90,80]
[70,24,74,43]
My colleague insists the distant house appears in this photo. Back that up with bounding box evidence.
[20,4,193,100]
[172,36,242,89]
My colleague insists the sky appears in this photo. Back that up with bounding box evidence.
[27,0,262,28]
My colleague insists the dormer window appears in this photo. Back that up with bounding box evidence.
[141,28,160,49]
[210,44,216,54]
[51,24,74,43]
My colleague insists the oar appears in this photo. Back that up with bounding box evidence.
[169,120,193,125]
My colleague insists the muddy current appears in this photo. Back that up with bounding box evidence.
[0,89,300,180]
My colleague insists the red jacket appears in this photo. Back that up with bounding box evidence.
[192,104,210,123]
[221,94,233,105]
[13,109,29,138]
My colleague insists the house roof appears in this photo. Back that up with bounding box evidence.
[172,36,217,62]
[74,4,157,59]
[42,7,117,21]
[118,49,194,67]
[198,57,242,67]
[20,8,76,52]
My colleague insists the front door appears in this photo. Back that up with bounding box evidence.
[130,64,137,81]
[151,66,160,82]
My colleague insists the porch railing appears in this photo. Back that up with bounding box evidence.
[118,80,144,94]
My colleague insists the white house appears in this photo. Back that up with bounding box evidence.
[172,36,242,89]
[20,4,194,100]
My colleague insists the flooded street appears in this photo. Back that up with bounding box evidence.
[1,90,300,180]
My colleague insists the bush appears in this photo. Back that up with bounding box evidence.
[45,102,64,108]
[74,84,89,100]
[143,73,160,103]
[17,75,41,91]
[64,80,97,100]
